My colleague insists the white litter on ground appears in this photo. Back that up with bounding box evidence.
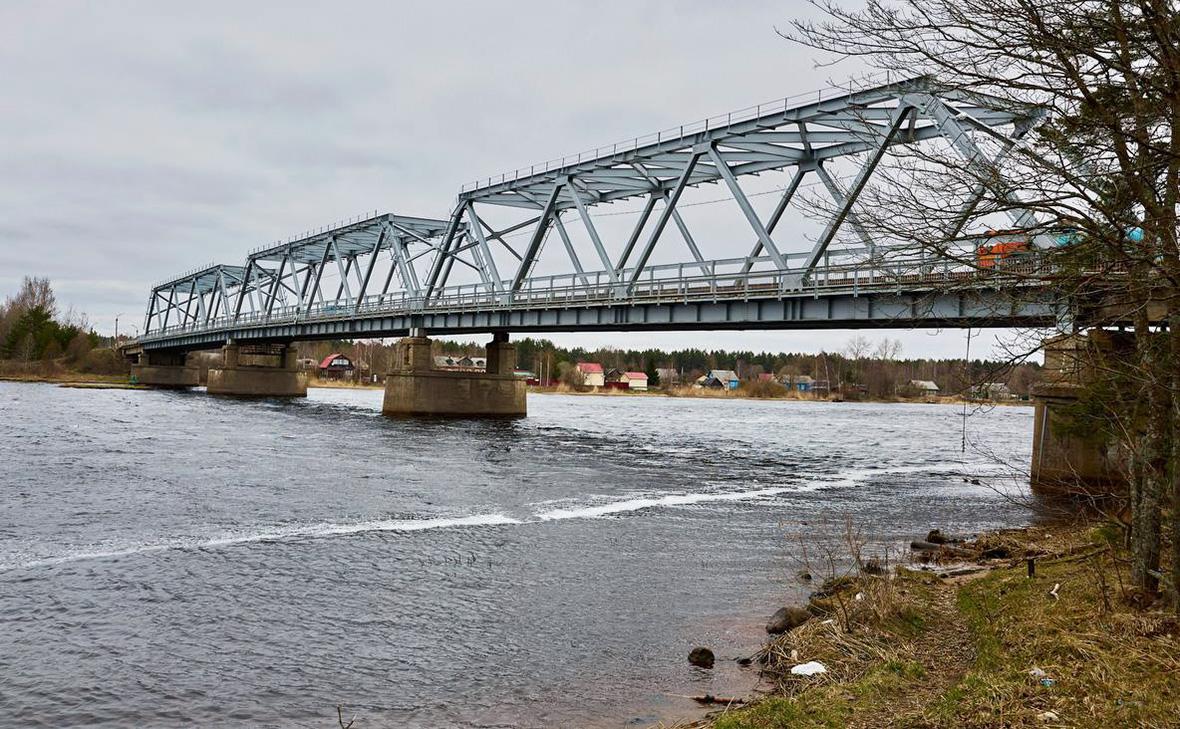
[790,661,828,676]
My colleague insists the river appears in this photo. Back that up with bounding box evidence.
[0,382,1033,727]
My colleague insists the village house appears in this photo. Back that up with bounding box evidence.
[789,374,816,392]
[576,362,605,387]
[975,382,1013,400]
[655,367,679,386]
[909,379,940,396]
[434,355,487,372]
[619,371,649,391]
[696,369,740,390]
[318,353,354,380]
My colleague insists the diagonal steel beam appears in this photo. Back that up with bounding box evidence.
[333,241,353,301]
[265,253,288,317]
[740,166,810,274]
[614,193,660,274]
[568,177,618,283]
[553,212,591,287]
[160,286,176,330]
[306,239,333,315]
[354,227,388,312]
[233,260,254,320]
[423,210,463,300]
[626,150,702,292]
[797,105,914,286]
[816,164,877,252]
[386,226,421,298]
[707,144,789,270]
[914,94,1038,230]
[512,182,563,292]
[668,203,710,276]
[465,202,502,292]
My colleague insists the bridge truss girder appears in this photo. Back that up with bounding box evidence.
[142,76,1045,340]
[425,76,1039,300]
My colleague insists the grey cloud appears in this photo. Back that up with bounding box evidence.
[0,0,999,358]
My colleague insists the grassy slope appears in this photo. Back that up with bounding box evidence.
[705,524,1179,729]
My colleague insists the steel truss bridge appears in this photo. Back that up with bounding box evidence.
[137,76,1060,351]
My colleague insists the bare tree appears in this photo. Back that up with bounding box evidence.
[785,0,1179,599]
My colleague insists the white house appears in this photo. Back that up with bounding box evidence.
[576,362,605,387]
[620,371,649,391]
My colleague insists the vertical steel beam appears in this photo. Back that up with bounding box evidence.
[707,145,789,270]
[144,290,159,334]
[511,182,563,292]
[626,151,702,292]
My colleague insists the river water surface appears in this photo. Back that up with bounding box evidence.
[0,383,1033,727]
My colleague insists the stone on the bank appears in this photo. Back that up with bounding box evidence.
[688,646,714,669]
[766,606,811,634]
[927,528,948,544]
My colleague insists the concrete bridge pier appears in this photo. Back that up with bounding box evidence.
[1030,332,1126,498]
[382,331,526,417]
[129,350,199,388]
[206,342,308,397]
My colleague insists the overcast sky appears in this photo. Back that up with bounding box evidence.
[0,1,1026,359]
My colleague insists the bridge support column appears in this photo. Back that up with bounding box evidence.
[206,342,308,397]
[383,333,526,417]
[1030,332,1126,498]
[129,351,199,388]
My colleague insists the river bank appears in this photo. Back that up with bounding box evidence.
[0,365,1028,408]
[306,377,1028,406]
[679,519,1178,728]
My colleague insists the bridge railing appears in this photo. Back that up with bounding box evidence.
[139,250,1053,340]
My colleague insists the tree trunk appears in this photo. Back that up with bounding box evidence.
[1172,311,1180,612]
[1131,310,1166,594]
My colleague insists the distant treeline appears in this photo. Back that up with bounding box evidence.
[299,334,1040,398]
[0,276,122,374]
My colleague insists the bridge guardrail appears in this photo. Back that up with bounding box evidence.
[137,251,1055,342]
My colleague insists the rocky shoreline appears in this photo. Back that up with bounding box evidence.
[670,519,1178,728]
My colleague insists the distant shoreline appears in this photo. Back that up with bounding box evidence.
[0,373,1032,407]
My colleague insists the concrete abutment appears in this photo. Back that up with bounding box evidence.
[1030,332,1127,498]
[382,333,526,417]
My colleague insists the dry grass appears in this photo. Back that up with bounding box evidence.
[686,521,1180,729]
[307,378,383,390]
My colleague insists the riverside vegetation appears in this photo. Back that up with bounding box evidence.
[673,520,1178,729]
